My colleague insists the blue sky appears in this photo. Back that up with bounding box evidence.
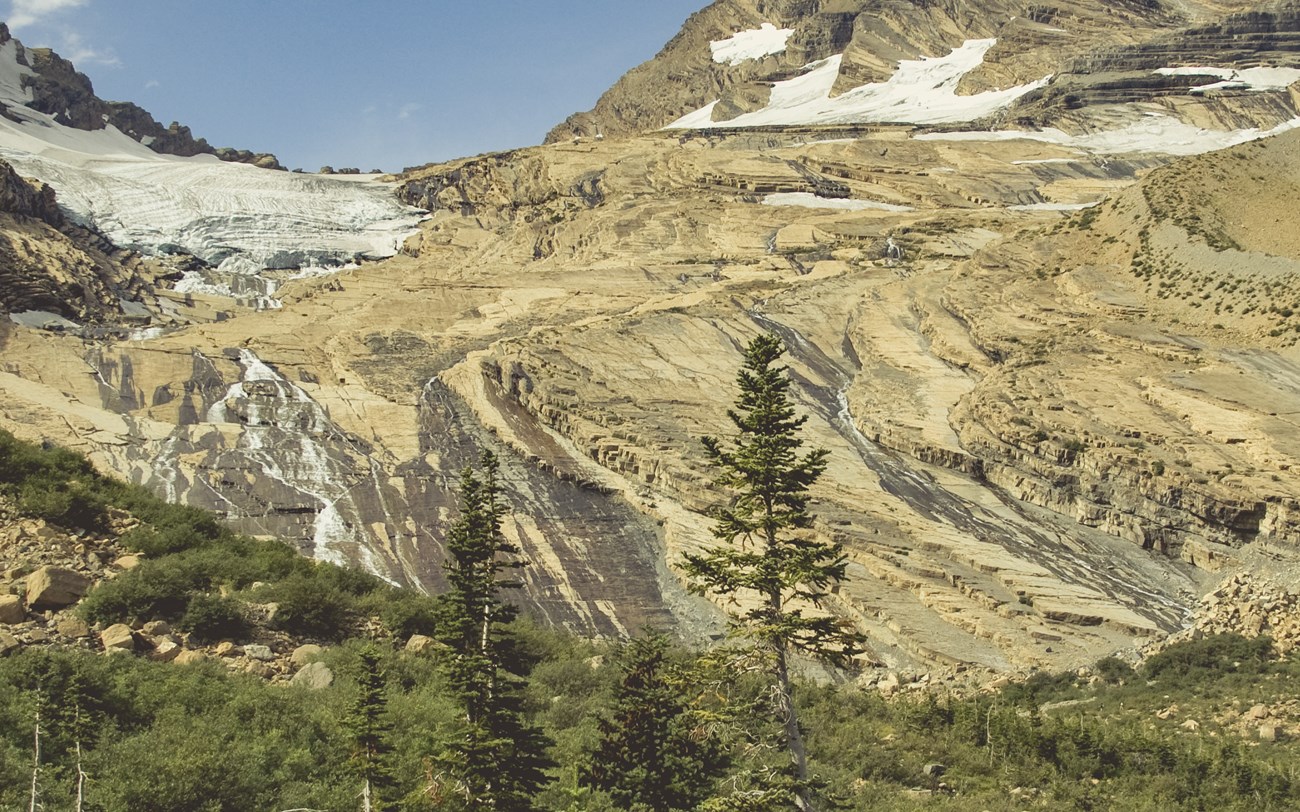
[6,0,708,171]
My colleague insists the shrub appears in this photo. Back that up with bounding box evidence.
[178,594,249,643]
[1145,633,1275,681]
[264,574,356,640]
[1095,656,1136,685]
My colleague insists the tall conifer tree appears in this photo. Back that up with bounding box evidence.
[431,451,551,810]
[682,334,865,812]
[582,631,727,811]
[346,646,396,812]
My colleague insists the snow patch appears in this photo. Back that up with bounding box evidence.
[1156,66,1300,94]
[762,192,914,212]
[917,114,1300,156]
[669,39,1050,129]
[711,23,795,66]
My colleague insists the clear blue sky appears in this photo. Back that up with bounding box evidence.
[6,1,709,171]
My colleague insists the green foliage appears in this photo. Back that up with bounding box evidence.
[178,593,249,643]
[1144,633,1275,681]
[430,452,553,810]
[346,646,397,810]
[581,632,728,811]
[264,573,359,641]
[681,334,864,810]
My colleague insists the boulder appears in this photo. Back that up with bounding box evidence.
[25,566,90,610]
[173,650,207,666]
[244,661,275,678]
[55,616,90,638]
[405,634,438,654]
[1260,724,1280,742]
[112,555,142,571]
[142,620,172,636]
[214,641,242,658]
[244,644,275,662]
[0,631,18,656]
[148,638,182,662]
[291,661,334,690]
[0,594,23,624]
[290,644,324,667]
[100,623,135,653]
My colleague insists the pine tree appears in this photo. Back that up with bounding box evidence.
[430,451,552,810]
[682,334,865,812]
[346,646,396,812]
[582,632,728,811]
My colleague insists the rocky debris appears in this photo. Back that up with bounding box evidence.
[25,566,90,610]
[100,623,135,653]
[1169,572,1300,654]
[0,594,23,624]
[291,661,334,690]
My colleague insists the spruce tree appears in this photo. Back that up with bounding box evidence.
[346,646,396,812]
[682,334,865,812]
[581,631,727,811]
[430,451,551,810]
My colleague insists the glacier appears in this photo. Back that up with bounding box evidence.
[0,36,424,306]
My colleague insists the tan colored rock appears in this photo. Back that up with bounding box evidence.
[100,623,135,653]
[148,638,182,662]
[290,643,324,667]
[0,630,18,656]
[112,555,142,571]
[214,641,241,658]
[173,649,208,666]
[1260,724,1280,742]
[291,661,334,690]
[142,620,172,636]
[0,594,23,624]
[25,566,90,610]
[55,615,90,638]
[405,634,437,654]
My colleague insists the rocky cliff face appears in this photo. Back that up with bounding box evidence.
[4,0,1300,673]
[546,0,1273,141]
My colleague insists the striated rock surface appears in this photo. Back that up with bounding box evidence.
[8,0,1300,674]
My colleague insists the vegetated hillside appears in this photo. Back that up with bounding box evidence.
[7,0,1300,678]
[1,430,1299,811]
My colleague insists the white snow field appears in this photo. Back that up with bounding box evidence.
[669,39,1050,128]
[918,113,1300,156]
[0,36,423,300]
[762,192,915,211]
[1156,66,1300,94]
[711,23,795,66]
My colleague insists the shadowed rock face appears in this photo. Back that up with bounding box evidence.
[9,0,1300,674]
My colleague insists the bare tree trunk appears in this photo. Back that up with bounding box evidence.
[774,645,815,812]
[74,740,86,812]
[361,778,372,812]
[29,692,41,812]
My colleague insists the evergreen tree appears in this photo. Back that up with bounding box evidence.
[581,632,727,811]
[430,451,552,810]
[682,334,865,812]
[346,646,396,812]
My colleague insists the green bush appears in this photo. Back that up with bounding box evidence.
[264,574,357,640]
[178,594,249,643]
[1145,633,1275,681]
